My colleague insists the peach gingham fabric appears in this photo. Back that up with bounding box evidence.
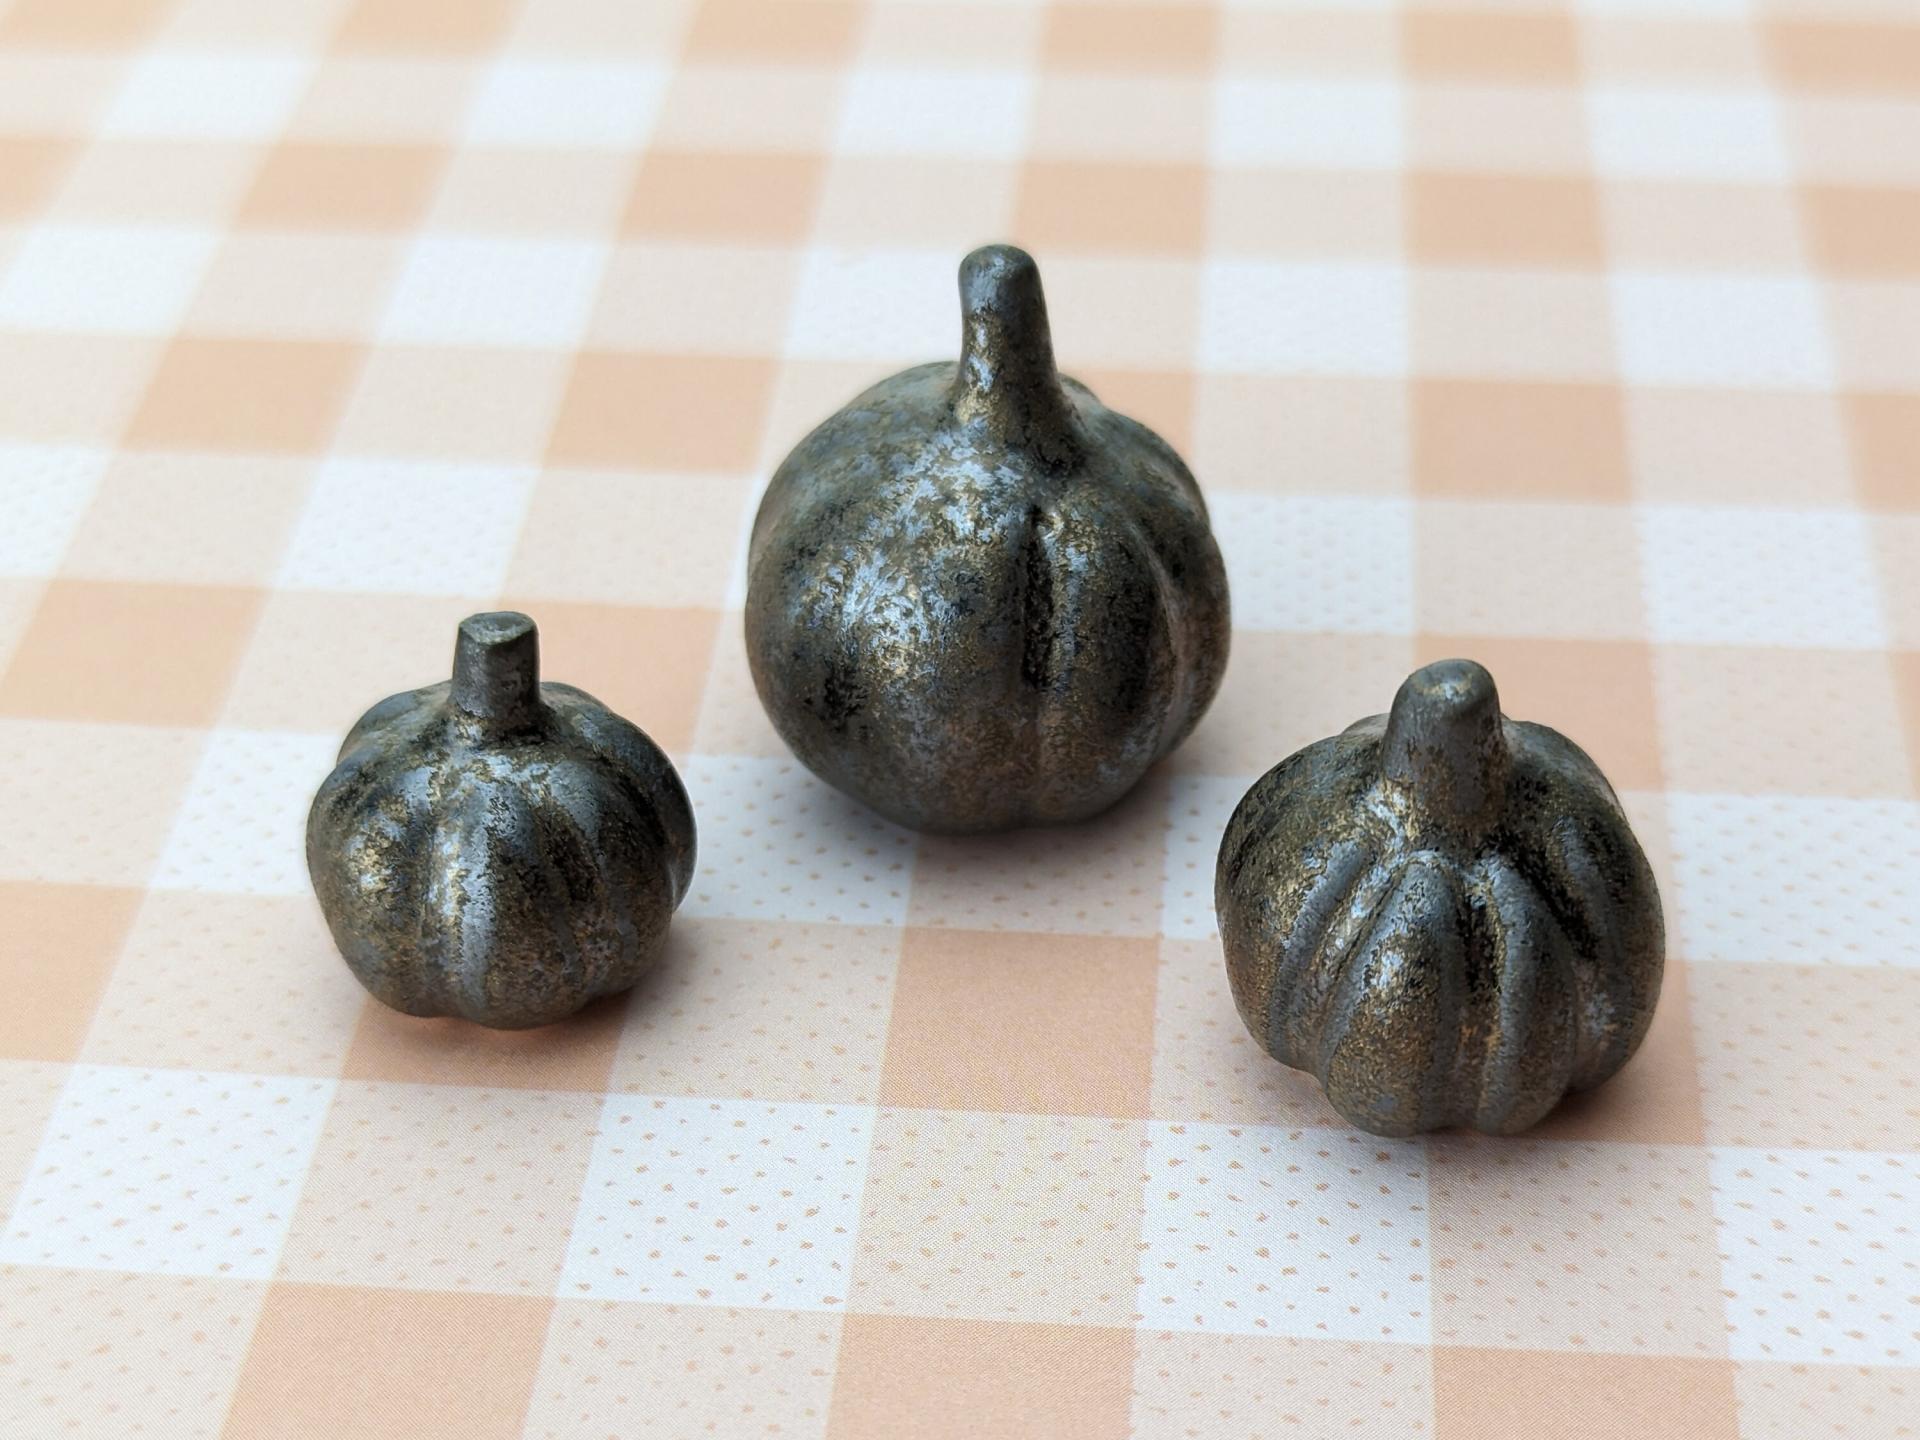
[2,0,1917,1435]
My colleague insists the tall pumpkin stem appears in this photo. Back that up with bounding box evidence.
[951,244,1077,462]
[452,611,542,735]
[1381,659,1509,833]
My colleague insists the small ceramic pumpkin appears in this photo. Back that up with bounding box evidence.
[306,612,696,1030]
[745,244,1230,833]
[1215,659,1663,1136]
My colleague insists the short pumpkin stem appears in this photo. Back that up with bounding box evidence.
[951,244,1077,463]
[452,611,542,735]
[1381,659,1509,833]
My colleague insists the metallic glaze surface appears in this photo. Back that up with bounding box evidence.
[1215,660,1664,1137]
[306,612,696,1030]
[745,244,1231,833]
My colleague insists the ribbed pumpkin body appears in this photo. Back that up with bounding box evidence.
[745,246,1230,833]
[1215,661,1663,1136]
[307,614,696,1030]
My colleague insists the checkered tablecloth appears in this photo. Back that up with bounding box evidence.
[2,0,1916,1435]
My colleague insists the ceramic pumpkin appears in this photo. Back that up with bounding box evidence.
[306,612,696,1029]
[1215,659,1663,1136]
[744,243,1230,833]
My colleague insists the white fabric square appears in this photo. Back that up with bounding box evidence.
[1163,775,1250,940]
[1613,272,1832,390]
[152,730,341,897]
[785,247,958,363]
[379,234,609,347]
[463,59,669,147]
[1210,492,1415,634]
[1138,1122,1433,1341]
[0,1066,334,1279]
[1712,1147,1920,1365]
[0,226,219,335]
[1636,505,1883,648]
[101,52,313,140]
[278,458,535,595]
[679,755,918,927]
[0,445,110,575]
[1201,260,1408,377]
[1666,793,1920,969]
[835,67,1033,158]
[1211,79,1403,170]
[563,1096,874,1309]
[1587,87,1787,182]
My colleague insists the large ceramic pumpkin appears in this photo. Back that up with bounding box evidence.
[745,244,1230,833]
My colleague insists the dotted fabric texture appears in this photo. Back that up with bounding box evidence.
[1,1,1917,1437]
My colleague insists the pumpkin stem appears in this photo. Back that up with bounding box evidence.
[951,244,1077,461]
[1381,659,1509,833]
[452,611,542,735]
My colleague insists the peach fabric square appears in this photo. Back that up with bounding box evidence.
[0,0,1914,1436]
